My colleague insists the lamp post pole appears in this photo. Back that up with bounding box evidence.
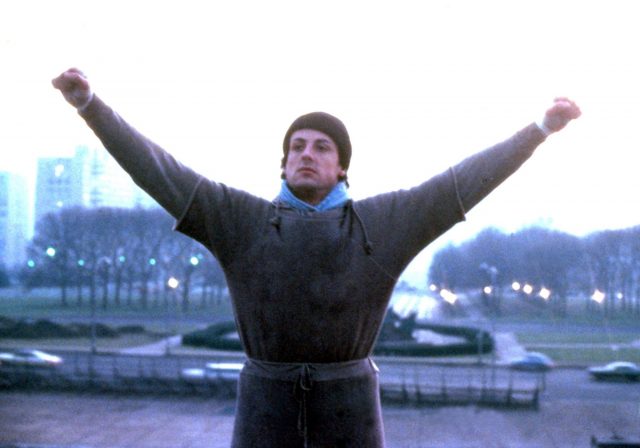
[166,277,180,356]
[89,281,96,379]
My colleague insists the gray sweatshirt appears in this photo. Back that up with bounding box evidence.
[80,97,546,363]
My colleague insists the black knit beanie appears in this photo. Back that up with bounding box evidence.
[281,112,352,171]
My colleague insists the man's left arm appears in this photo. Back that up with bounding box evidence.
[453,98,581,214]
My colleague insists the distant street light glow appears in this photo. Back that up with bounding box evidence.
[591,289,605,304]
[522,284,533,295]
[190,256,199,266]
[483,286,492,295]
[439,289,458,305]
[46,247,56,257]
[167,277,179,289]
[539,287,551,300]
[512,282,521,291]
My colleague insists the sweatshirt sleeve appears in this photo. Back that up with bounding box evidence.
[452,123,547,214]
[356,123,548,274]
[78,95,202,220]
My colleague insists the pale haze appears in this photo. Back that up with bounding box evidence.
[1,0,638,286]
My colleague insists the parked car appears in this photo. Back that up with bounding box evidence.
[0,349,63,369]
[588,361,640,382]
[508,352,554,372]
[181,362,244,382]
[591,433,640,447]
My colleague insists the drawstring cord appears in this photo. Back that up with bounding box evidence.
[270,199,398,282]
[348,200,373,255]
[269,201,283,235]
[270,199,373,256]
[294,364,314,447]
[349,201,400,282]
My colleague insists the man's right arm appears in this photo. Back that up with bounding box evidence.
[52,68,201,220]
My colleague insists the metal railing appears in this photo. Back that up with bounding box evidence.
[0,351,541,408]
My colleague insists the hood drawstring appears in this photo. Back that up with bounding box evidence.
[349,202,399,282]
[269,200,283,235]
[347,200,373,255]
[269,199,373,256]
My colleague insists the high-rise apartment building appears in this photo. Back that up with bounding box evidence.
[35,145,156,226]
[0,172,29,268]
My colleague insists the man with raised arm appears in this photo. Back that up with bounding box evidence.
[53,68,580,447]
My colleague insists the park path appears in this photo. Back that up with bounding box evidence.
[116,331,531,364]
[118,335,182,355]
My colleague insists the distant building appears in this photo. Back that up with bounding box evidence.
[34,145,157,227]
[0,171,29,268]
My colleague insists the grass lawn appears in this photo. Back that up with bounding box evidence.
[2,286,638,366]
[0,333,165,351]
[0,286,233,353]
[537,347,640,365]
[515,331,639,345]
[0,286,234,321]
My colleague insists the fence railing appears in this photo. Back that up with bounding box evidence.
[0,351,541,408]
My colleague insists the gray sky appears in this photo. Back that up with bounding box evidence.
[2,0,639,285]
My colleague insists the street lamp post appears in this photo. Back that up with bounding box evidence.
[91,257,110,356]
[479,263,499,389]
[88,276,97,379]
[165,276,180,356]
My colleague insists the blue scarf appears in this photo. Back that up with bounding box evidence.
[277,180,350,212]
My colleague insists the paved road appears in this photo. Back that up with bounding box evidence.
[11,348,634,404]
[2,341,640,447]
[545,368,640,402]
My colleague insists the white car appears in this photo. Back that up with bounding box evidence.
[0,349,63,368]
[588,361,640,381]
[508,352,554,372]
[181,362,244,382]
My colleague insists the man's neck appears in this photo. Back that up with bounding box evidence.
[289,186,327,206]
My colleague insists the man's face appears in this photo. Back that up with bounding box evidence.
[283,129,346,205]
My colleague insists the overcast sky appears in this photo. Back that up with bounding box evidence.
[2,0,639,286]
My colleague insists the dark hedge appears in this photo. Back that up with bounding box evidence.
[182,320,494,357]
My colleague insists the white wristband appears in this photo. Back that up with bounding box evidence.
[76,92,94,113]
[536,119,553,136]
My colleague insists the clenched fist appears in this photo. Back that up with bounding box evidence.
[52,68,93,111]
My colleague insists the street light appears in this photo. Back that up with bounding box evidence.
[167,277,180,289]
[46,247,56,257]
[165,277,180,355]
[439,288,457,305]
[591,289,606,304]
[539,287,551,301]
